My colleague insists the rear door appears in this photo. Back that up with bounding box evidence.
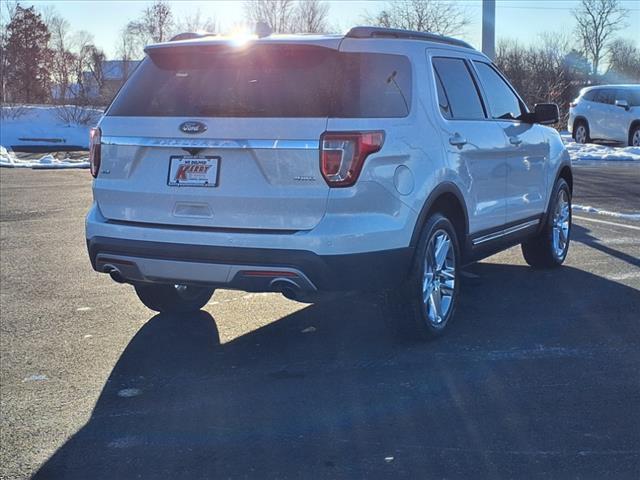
[471,60,547,224]
[95,43,338,231]
[591,88,617,140]
[429,54,508,233]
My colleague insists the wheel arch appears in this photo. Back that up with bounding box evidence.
[410,182,469,253]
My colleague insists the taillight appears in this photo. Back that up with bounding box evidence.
[570,100,578,108]
[320,131,384,187]
[89,127,101,178]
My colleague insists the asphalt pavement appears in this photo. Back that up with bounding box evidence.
[1,163,639,479]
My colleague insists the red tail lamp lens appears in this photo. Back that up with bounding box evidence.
[89,127,101,178]
[320,131,384,187]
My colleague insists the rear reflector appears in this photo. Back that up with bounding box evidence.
[241,270,298,278]
[320,131,384,187]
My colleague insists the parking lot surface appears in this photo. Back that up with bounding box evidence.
[1,164,639,479]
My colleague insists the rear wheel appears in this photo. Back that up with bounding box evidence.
[574,121,590,144]
[134,283,214,313]
[521,178,571,268]
[382,213,460,340]
[630,125,640,147]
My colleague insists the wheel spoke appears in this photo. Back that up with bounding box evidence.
[440,279,455,295]
[440,268,455,280]
[429,288,443,322]
[434,236,450,270]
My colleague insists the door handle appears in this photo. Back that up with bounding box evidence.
[509,136,523,146]
[449,133,467,147]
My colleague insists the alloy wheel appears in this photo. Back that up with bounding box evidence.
[575,125,587,144]
[633,129,640,147]
[552,189,571,259]
[422,230,456,325]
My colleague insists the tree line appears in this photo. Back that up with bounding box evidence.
[1,0,638,124]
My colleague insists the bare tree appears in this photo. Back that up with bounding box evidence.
[573,0,628,75]
[41,9,76,102]
[176,8,218,33]
[364,0,471,36]
[495,34,583,126]
[243,0,295,33]
[125,0,174,57]
[291,0,330,33]
[606,38,640,82]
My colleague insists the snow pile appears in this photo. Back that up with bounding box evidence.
[562,132,640,162]
[1,105,102,150]
[573,204,640,221]
[0,146,89,169]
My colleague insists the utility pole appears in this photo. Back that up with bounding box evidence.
[482,0,496,60]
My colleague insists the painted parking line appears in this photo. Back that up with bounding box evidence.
[573,215,640,232]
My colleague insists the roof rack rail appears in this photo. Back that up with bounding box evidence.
[345,26,474,50]
[169,32,217,42]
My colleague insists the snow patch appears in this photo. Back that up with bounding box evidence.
[561,132,640,162]
[23,374,48,382]
[1,105,101,150]
[118,388,142,398]
[573,204,640,221]
[0,146,89,169]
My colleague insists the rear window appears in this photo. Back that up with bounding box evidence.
[108,45,412,118]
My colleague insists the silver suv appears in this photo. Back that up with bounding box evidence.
[568,84,640,146]
[86,27,572,339]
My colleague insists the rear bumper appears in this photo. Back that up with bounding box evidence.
[87,236,413,292]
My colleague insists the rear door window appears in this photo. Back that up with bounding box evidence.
[108,45,412,118]
[473,61,525,120]
[594,89,615,105]
[432,57,485,120]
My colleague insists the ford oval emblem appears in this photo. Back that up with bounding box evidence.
[179,121,207,134]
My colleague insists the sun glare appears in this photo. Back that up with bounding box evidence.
[229,26,256,47]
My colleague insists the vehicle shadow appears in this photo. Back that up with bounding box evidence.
[572,223,640,268]
[33,264,640,479]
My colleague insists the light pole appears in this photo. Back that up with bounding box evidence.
[482,0,496,60]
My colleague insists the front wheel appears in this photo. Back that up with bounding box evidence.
[574,121,590,144]
[382,213,460,340]
[521,178,572,268]
[134,283,214,313]
[630,126,640,147]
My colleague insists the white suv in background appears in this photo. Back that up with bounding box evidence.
[569,84,640,146]
[86,27,572,339]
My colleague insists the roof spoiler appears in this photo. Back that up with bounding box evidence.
[345,26,474,50]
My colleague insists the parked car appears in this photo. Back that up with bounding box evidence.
[568,84,640,146]
[86,26,572,339]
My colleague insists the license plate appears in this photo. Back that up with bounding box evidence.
[168,156,220,187]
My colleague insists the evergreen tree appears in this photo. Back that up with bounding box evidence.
[4,5,53,103]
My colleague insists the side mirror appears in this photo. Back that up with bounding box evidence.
[533,103,559,125]
[615,99,629,110]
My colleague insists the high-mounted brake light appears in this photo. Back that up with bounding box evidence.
[320,131,384,187]
[89,127,101,178]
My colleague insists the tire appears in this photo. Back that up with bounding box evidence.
[134,283,214,313]
[521,178,572,268]
[382,213,461,341]
[630,125,640,147]
[573,120,590,144]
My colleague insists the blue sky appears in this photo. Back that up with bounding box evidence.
[22,0,640,58]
